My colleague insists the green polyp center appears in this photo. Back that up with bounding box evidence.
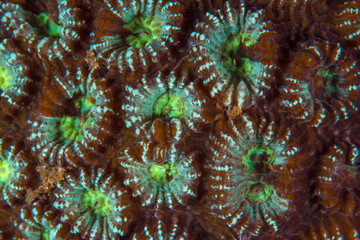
[59,116,94,141]
[242,145,276,173]
[75,95,95,114]
[153,93,185,118]
[124,16,163,48]
[42,228,51,240]
[0,66,12,91]
[59,95,95,141]
[35,13,62,37]
[149,163,178,183]
[246,182,272,203]
[221,35,240,66]
[0,158,11,182]
[83,190,111,216]
[221,35,253,79]
[317,68,334,81]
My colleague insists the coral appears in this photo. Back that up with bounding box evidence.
[121,67,221,136]
[0,0,360,239]
[314,142,360,215]
[0,39,35,106]
[28,68,118,165]
[189,0,277,108]
[14,200,73,240]
[277,40,360,126]
[0,0,87,66]
[120,141,201,208]
[0,140,31,206]
[53,168,134,239]
[205,114,315,238]
[90,0,184,73]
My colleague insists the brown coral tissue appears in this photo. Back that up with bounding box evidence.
[0,0,360,239]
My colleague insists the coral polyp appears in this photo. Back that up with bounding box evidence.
[190,1,276,108]
[153,93,186,118]
[122,68,219,136]
[58,115,95,141]
[121,141,200,208]
[28,69,117,165]
[53,168,134,239]
[149,162,178,183]
[90,0,184,72]
[245,182,272,203]
[277,40,360,126]
[124,15,163,48]
[82,190,111,217]
[0,143,30,206]
[1,0,360,239]
[0,39,35,104]
[228,176,289,234]
[205,115,315,238]
[0,1,86,65]
[314,143,360,215]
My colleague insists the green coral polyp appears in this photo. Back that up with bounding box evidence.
[0,158,11,182]
[241,145,276,173]
[59,116,94,141]
[221,36,254,79]
[35,13,62,37]
[245,182,272,203]
[153,93,185,118]
[83,190,111,216]
[75,95,95,114]
[124,16,163,48]
[149,163,178,183]
[0,66,12,91]
[226,58,253,79]
[317,68,334,81]
[223,32,254,57]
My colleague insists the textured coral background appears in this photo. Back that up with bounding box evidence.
[0,0,359,239]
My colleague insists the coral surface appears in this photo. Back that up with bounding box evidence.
[0,0,359,239]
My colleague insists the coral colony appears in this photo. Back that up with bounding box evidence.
[0,0,359,239]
